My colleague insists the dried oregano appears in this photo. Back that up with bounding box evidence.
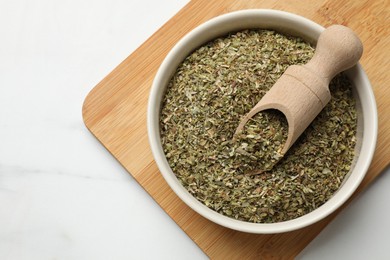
[160,30,357,223]
[233,110,288,174]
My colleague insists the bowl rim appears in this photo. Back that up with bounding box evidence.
[147,9,378,233]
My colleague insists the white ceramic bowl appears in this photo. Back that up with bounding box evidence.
[147,9,377,233]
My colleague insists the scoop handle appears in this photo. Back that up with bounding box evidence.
[305,25,363,82]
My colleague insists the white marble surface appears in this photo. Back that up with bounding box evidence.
[0,0,388,259]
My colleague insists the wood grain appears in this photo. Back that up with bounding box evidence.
[82,0,390,258]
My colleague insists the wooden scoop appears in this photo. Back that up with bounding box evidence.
[235,25,363,156]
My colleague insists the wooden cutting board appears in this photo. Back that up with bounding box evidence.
[82,0,390,258]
